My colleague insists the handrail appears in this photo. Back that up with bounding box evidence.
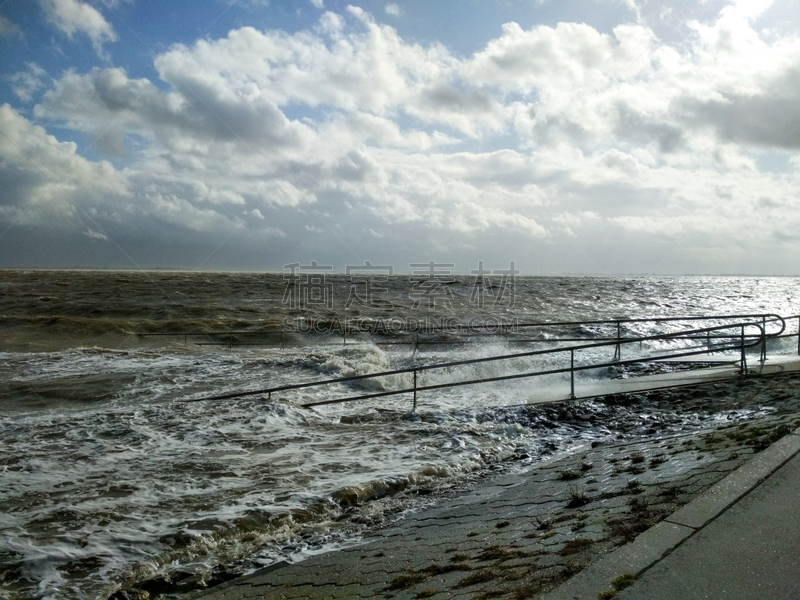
[182,317,789,408]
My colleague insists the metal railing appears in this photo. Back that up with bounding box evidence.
[182,314,798,410]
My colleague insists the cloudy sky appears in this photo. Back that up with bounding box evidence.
[1,0,799,274]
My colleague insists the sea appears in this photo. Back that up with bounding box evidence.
[1,270,798,599]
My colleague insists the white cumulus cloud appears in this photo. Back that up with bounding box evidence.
[7,63,48,102]
[38,0,117,56]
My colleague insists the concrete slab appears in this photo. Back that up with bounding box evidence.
[616,452,800,600]
[540,521,694,600]
[665,433,800,529]
[544,423,800,600]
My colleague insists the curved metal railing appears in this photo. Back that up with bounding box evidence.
[182,315,796,410]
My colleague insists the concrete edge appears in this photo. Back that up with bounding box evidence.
[665,432,800,529]
[541,427,800,600]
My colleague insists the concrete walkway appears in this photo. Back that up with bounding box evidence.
[618,451,800,599]
[547,426,800,600]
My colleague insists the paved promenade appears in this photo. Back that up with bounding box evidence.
[547,425,800,600]
[616,450,800,599]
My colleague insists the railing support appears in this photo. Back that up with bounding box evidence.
[740,326,748,375]
[761,316,767,362]
[570,349,575,399]
[613,321,621,361]
[412,369,417,412]
[797,316,800,356]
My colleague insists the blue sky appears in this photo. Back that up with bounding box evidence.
[1,0,800,273]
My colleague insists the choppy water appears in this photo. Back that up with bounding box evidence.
[1,270,799,599]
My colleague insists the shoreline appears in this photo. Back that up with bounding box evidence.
[111,371,800,600]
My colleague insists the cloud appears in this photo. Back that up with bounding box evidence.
[384,3,400,17]
[613,103,684,152]
[38,0,117,56]
[225,0,270,6]
[724,0,774,21]
[83,228,109,241]
[0,104,127,224]
[147,21,495,136]
[620,0,642,22]
[36,66,316,155]
[464,21,647,91]
[6,2,800,272]
[7,63,48,102]
[0,15,22,38]
[677,68,800,149]
[310,0,324,7]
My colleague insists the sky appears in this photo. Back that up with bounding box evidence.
[1,0,800,274]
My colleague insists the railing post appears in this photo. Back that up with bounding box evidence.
[412,369,417,412]
[760,316,766,362]
[613,321,621,361]
[343,328,347,346]
[570,349,575,399]
[740,325,747,375]
[797,316,799,356]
